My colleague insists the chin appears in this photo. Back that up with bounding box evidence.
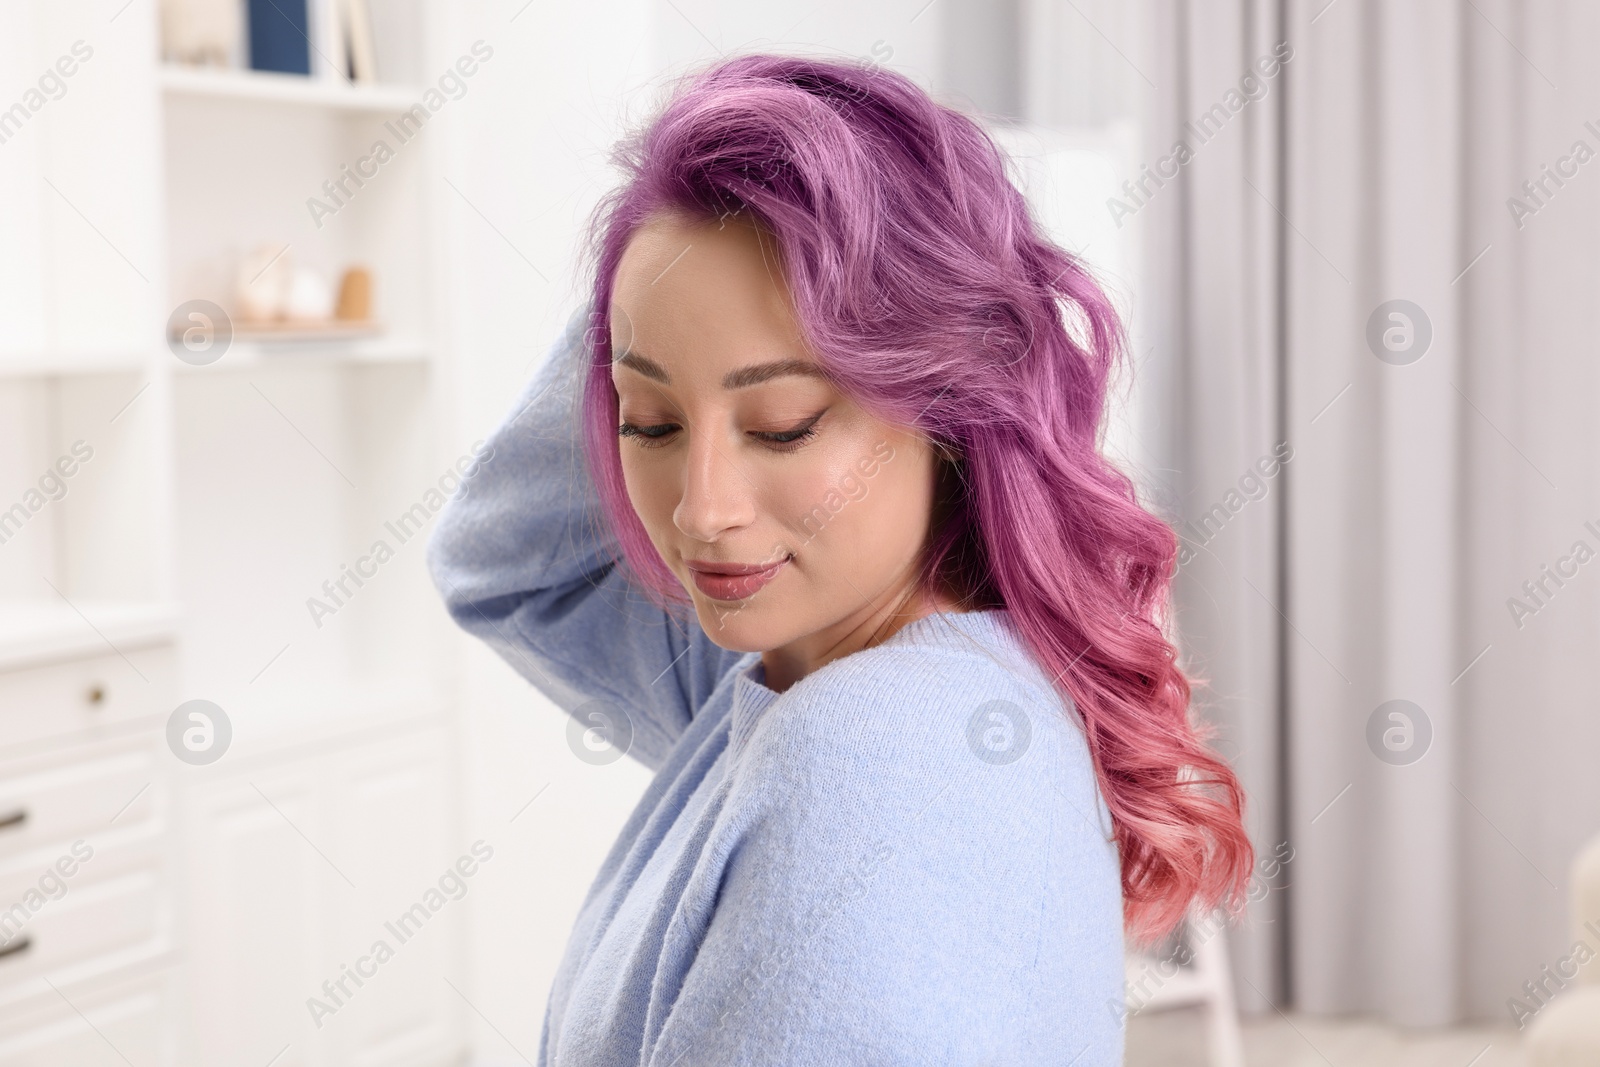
[688,596,789,654]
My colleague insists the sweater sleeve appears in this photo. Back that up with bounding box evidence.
[425,306,747,772]
[644,647,1127,1066]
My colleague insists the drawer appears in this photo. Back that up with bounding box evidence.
[0,645,177,754]
[0,743,157,857]
[0,869,160,993]
[0,970,166,1067]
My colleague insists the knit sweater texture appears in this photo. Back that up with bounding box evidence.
[425,309,1126,1066]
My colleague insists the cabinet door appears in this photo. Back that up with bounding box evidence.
[320,728,463,1067]
[178,724,463,1067]
[179,769,321,1067]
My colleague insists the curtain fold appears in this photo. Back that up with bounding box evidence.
[1141,0,1293,1016]
[1141,0,1600,1026]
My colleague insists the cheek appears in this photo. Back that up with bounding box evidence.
[619,451,679,540]
[781,440,934,571]
[840,455,933,556]
[775,462,851,539]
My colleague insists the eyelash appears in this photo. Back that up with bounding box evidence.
[617,415,822,453]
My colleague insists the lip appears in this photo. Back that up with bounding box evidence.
[684,555,792,602]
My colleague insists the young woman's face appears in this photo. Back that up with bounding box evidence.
[609,210,941,661]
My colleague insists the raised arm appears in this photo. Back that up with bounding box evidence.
[425,306,747,771]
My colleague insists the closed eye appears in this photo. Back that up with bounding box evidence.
[617,421,679,448]
[750,411,824,452]
[617,411,825,453]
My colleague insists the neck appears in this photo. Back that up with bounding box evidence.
[758,572,964,693]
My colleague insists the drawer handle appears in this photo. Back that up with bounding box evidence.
[0,809,24,831]
[0,936,31,961]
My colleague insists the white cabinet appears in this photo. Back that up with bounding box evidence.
[179,766,322,1067]
[0,624,178,1067]
[176,722,462,1067]
[321,731,462,1067]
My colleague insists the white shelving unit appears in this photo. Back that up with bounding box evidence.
[158,65,423,112]
[168,336,431,374]
[0,1,467,1063]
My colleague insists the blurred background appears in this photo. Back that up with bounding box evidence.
[1,0,1597,1064]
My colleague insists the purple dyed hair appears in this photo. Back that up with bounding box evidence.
[578,54,1252,946]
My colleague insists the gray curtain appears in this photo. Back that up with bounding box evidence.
[1131,0,1600,1027]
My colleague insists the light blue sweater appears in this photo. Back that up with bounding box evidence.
[426,309,1126,1066]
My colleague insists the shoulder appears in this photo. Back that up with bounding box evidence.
[717,611,1123,999]
[733,610,1114,844]
[669,615,1127,1067]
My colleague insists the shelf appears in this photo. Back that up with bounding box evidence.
[0,601,180,672]
[170,335,430,373]
[0,351,152,379]
[159,66,422,114]
[231,321,383,343]
[0,339,427,378]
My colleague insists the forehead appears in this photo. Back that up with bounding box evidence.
[610,211,808,371]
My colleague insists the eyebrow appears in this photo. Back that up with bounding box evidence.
[614,350,827,389]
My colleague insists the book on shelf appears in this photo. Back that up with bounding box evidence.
[161,0,398,84]
[247,0,311,75]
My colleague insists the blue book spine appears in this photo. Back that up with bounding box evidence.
[247,0,311,75]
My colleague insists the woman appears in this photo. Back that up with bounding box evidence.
[427,54,1251,1066]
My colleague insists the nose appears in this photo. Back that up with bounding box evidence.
[673,426,755,543]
